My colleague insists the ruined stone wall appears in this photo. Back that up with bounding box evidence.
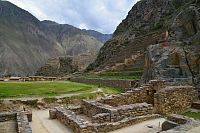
[92,103,154,123]
[0,111,32,133]
[154,86,198,114]
[17,111,32,133]
[0,112,16,122]
[160,114,200,133]
[49,107,160,133]
[81,100,154,123]
[70,77,139,90]
[50,108,94,133]
[99,80,165,106]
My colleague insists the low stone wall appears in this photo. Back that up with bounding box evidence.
[0,112,16,122]
[49,107,161,133]
[70,77,139,90]
[17,111,32,133]
[0,111,32,133]
[154,86,198,114]
[50,107,93,133]
[92,103,154,123]
[81,100,153,122]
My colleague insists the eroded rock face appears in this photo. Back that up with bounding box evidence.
[144,3,200,88]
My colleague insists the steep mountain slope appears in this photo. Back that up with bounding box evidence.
[0,1,108,76]
[89,0,193,71]
[41,20,103,56]
[0,1,63,76]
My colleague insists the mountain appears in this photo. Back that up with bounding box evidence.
[0,1,109,76]
[89,0,200,88]
[41,20,103,56]
[0,1,63,76]
[88,0,196,70]
[83,29,112,43]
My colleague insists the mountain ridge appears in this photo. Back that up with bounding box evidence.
[0,0,111,76]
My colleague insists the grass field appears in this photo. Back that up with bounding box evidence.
[80,75,141,80]
[181,111,200,120]
[0,81,122,99]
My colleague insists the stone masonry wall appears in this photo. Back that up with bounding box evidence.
[70,77,139,90]
[49,107,160,133]
[154,86,198,114]
[0,111,32,133]
[81,100,154,123]
[0,112,16,122]
[99,80,165,106]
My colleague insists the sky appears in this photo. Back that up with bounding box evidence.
[7,0,138,34]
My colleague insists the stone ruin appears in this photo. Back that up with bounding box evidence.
[0,111,32,133]
[49,80,198,133]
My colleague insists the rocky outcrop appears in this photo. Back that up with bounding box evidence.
[35,57,78,77]
[143,2,200,89]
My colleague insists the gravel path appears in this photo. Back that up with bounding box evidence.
[31,110,72,133]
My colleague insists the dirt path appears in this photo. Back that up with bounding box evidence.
[109,118,166,133]
[30,110,72,133]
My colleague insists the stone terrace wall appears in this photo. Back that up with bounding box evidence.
[99,80,165,106]
[154,86,198,114]
[70,77,139,90]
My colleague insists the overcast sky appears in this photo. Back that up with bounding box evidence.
[7,0,138,34]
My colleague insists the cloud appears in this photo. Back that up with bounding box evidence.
[6,0,138,34]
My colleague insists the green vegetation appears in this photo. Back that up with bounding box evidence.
[80,75,141,80]
[82,70,143,80]
[0,81,122,99]
[181,111,200,120]
[99,70,143,76]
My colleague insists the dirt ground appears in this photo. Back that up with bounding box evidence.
[110,118,166,133]
[30,110,200,133]
[0,120,17,133]
[31,110,167,133]
[30,110,72,133]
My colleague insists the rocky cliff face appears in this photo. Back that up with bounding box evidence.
[144,1,200,88]
[0,1,109,76]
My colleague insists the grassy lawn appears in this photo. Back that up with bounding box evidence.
[0,81,122,99]
[80,75,141,80]
[181,111,200,120]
